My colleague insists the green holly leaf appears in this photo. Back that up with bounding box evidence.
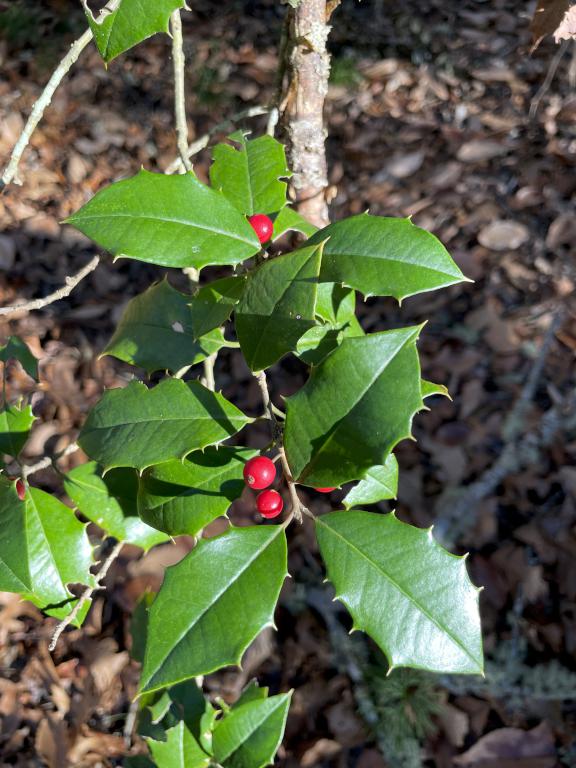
[0,477,32,593]
[139,525,287,694]
[23,487,95,623]
[65,170,260,270]
[210,132,289,216]
[284,327,424,487]
[84,0,185,63]
[316,511,483,675]
[148,720,211,768]
[272,206,318,240]
[0,404,34,458]
[343,454,398,509]
[0,336,38,381]
[79,378,251,472]
[189,277,246,338]
[296,283,363,365]
[421,379,450,400]
[64,462,169,551]
[213,691,292,768]
[102,280,234,374]
[305,214,467,301]
[234,680,269,708]
[138,446,258,537]
[235,243,323,371]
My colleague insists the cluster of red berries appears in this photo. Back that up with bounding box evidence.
[243,456,336,520]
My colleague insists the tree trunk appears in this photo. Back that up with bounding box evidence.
[286,0,331,229]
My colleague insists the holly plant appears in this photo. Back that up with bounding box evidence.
[0,5,483,767]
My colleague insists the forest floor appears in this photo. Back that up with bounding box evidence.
[0,0,575,766]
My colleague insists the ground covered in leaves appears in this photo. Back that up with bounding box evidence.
[0,0,575,765]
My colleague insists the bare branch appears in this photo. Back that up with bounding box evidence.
[22,442,79,480]
[278,446,308,524]
[165,106,269,174]
[0,255,100,316]
[48,539,124,652]
[0,0,122,190]
[285,0,331,227]
[170,9,193,173]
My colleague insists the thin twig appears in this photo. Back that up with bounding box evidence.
[170,9,193,173]
[0,0,122,190]
[22,442,79,480]
[201,353,216,391]
[529,41,569,122]
[165,106,269,174]
[255,371,278,428]
[48,539,124,652]
[278,446,308,524]
[0,255,100,316]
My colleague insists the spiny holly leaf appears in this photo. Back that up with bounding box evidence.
[422,379,450,400]
[190,277,246,338]
[64,462,169,551]
[316,511,484,675]
[79,378,251,471]
[147,720,211,768]
[296,283,364,366]
[284,327,424,487]
[23,487,95,623]
[138,446,258,537]
[343,454,398,509]
[235,243,323,371]
[65,170,260,270]
[84,0,185,63]
[212,691,292,768]
[140,525,287,694]
[0,404,34,458]
[272,206,318,241]
[210,132,289,216]
[102,279,234,374]
[0,336,38,381]
[305,214,467,302]
[0,477,32,593]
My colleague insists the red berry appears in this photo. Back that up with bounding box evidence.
[248,214,273,244]
[15,479,26,500]
[315,487,336,493]
[243,456,276,490]
[257,489,283,518]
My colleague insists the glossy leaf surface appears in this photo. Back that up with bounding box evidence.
[103,279,232,374]
[235,244,322,371]
[0,336,38,380]
[24,488,94,622]
[210,133,289,215]
[316,511,483,674]
[140,525,287,694]
[284,327,424,487]
[0,478,32,592]
[64,461,169,551]
[0,404,34,457]
[189,277,246,338]
[138,446,257,537]
[79,378,251,471]
[85,0,185,62]
[213,692,292,768]
[306,214,467,301]
[272,206,318,240]
[66,170,260,269]
[148,720,211,768]
[343,454,399,509]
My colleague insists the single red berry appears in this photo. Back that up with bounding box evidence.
[243,456,276,490]
[314,487,336,493]
[248,214,273,244]
[257,489,283,518]
[15,479,26,500]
